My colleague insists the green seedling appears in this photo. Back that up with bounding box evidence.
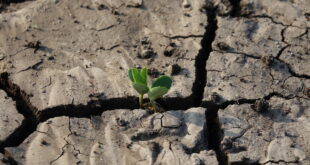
[31,21,38,29]
[128,67,149,107]
[128,67,172,111]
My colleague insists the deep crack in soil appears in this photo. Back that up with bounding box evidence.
[0,0,32,13]
[205,101,228,165]
[229,0,241,17]
[0,1,284,164]
[0,71,199,154]
[192,2,218,108]
[0,72,37,153]
[202,90,304,165]
[195,3,231,165]
[0,2,223,164]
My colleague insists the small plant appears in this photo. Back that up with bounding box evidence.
[31,21,38,29]
[128,67,172,111]
[128,67,149,106]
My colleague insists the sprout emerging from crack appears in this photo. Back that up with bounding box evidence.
[128,67,149,106]
[128,67,172,111]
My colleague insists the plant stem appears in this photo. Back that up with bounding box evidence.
[150,100,159,112]
[150,100,155,107]
[139,94,143,108]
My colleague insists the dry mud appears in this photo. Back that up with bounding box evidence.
[0,90,23,142]
[0,0,309,165]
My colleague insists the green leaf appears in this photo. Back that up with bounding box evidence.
[148,86,169,101]
[128,69,134,82]
[133,82,149,95]
[140,67,148,84]
[152,75,172,89]
[132,68,144,84]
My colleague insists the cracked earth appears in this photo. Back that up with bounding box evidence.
[0,0,309,164]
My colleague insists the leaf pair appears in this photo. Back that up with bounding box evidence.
[128,67,172,105]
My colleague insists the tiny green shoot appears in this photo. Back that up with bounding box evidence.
[128,67,172,111]
[31,21,38,29]
[128,67,148,107]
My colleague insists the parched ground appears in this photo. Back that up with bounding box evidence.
[0,0,309,165]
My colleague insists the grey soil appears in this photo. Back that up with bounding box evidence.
[0,0,309,164]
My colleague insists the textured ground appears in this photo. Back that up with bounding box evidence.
[0,90,23,142]
[0,0,309,165]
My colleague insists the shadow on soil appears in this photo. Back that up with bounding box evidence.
[0,72,197,153]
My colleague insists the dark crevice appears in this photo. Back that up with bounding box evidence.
[0,153,19,165]
[280,26,288,44]
[0,3,230,165]
[276,45,289,59]
[156,97,193,110]
[250,15,287,26]
[162,34,204,39]
[0,118,37,151]
[205,101,228,165]
[0,2,306,165]
[196,3,230,164]
[206,91,296,110]
[275,27,310,79]
[49,144,67,165]
[0,72,37,118]
[0,0,220,161]
[237,14,304,30]
[191,3,217,107]
[231,160,260,165]
[0,72,197,151]
[202,91,298,165]
[1,0,31,3]
[215,48,310,80]
[276,26,290,59]
[229,0,241,17]
[276,58,310,79]
[225,2,293,29]
[0,0,33,13]
[0,72,38,153]
[263,160,298,164]
[39,97,139,122]
[40,96,196,122]
[214,50,260,59]
[203,96,263,165]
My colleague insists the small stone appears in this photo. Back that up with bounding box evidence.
[162,112,181,128]
[126,0,143,8]
[0,54,4,61]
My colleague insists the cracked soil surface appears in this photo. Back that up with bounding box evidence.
[0,0,309,164]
